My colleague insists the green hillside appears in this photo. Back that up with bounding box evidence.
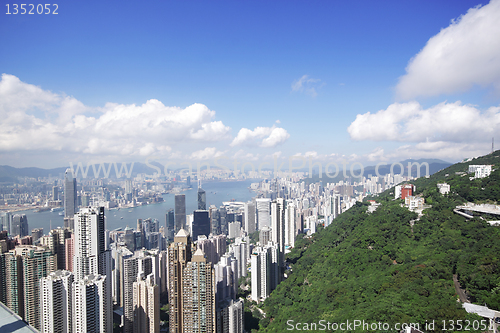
[259,151,500,332]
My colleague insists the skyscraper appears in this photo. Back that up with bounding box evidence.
[72,274,110,333]
[133,273,160,333]
[165,209,175,243]
[52,186,59,201]
[40,270,74,333]
[256,198,271,230]
[271,198,285,275]
[10,214,28,238]
[49,227,72,270]
[174,194,186,232]
[250,243,279,303]
[197,185,206,211]
[284,201,296,248]
[64,169,77,230]
[182,249,215,333]
[244,201,256,234]
[73,207,108,280]
[73,206,112,332]
[192,210,210,242]
[168,229,192,333]
[123,252,155,333]
[2,245,57,329]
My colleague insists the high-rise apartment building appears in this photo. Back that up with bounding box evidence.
[73,207,109,280]
[174,194,186,232]
[284,201,296,248]
[2,245,57,329]
[50,227,72,270]
[40,270,74,333]
[244,201,256,234]
[64,169,77,230]
[72,274,110,333]
[133,273,160,333]
[65,235,74,272]
[168,229,192,333]
[250,242,279,303]
[216,298,244,333]
[256,198,271,229]
[271,198,285,276]
[182,249,216,333]
[72,206,112,332]
[123,251,156,333]
[166,209,175,243]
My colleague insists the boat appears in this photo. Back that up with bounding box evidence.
[120,217,124,219]
[58,212,64,216]
[51,207,63,212]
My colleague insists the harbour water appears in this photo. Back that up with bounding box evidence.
[21,180,259,233]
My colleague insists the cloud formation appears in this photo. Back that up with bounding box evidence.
[347,101,500,143]
[230,126,290,148]
[190,147,226,160]
[0,74,231,157]
[291,75,323,97]
[396,0,500,99]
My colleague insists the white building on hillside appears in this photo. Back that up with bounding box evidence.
[468,165,492,179]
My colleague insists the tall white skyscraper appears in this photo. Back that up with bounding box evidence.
[73,206,112,333]
[73,207,110,280]
[284,201,296,248]
[72,274,110,333]
[250,242,279,303]
[255,198,271,230]
[40,270,74,333]
[270,198,285,278]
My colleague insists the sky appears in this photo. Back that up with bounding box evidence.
[1,0,500,170]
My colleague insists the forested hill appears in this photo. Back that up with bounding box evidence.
[259,151,500,332]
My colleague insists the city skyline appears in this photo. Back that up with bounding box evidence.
[1,1,500,168]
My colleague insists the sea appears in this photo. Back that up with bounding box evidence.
[20,179,259,234]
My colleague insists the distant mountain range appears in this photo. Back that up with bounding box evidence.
[0,158,453,183]
[0,162,164,183]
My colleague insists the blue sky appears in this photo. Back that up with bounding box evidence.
[1,0,500,169]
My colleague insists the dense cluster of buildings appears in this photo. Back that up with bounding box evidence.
[0,164,423,332]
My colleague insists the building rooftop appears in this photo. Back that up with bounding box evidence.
[176,229,189,237]
[0,301,39,333]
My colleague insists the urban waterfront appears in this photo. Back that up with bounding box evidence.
[22,179,259,232]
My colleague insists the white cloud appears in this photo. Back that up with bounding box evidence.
[348,101,500,143]
[291,75,324,97]
[261,127,290,147]
[396,0,500,99]
[0,74,231,158]
[190,147,226,160]
[233,150,260,161]
[366,148,387,162]
[230,126,290,148]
